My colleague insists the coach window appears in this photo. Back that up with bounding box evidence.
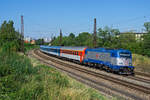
[67,51,69,54]
[70,51,71,54]
[62,50,64,53]
[68,50,70,54]
[54,49,56,52]
[50,49,53,52]
[79,52,80,56]
[65,50,67,54]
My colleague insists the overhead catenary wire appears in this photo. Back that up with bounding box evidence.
[108,15,150,32]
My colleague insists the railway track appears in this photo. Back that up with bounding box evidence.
[135,72,150,78]
[31,49,150,100]
[126,76,150,84]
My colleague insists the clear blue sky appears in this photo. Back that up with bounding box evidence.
[0,0,150,39]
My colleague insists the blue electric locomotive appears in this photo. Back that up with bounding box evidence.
[40,45,134,75]
[83,48,134,74]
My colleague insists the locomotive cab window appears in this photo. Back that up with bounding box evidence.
[119,52,131,58]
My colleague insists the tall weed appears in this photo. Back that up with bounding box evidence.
[0,51,107,100]
[132,54,150,73]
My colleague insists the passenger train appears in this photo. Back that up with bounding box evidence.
[40,45,134,75]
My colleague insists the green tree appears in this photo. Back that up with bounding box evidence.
[51,36,64,46]
[142,31,150,56]
[35,38,44,45]
[67,33,76,46]
[97,26,120,48]
[60,33,76,46]
[118,32,136,51]
[69,33,75,39]
[51,32,93,47]
[144,22,150,32]
[0,20,21,52]
[75,32,93,47]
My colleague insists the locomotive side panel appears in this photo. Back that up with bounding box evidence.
[84,50,111,65]
[110,57,118,66]
[86,51,111,62]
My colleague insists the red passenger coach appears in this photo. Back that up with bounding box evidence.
[60,47,86,62]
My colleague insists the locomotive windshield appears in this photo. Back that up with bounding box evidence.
[119,52,131,58]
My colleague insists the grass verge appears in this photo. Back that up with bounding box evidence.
[24,43,39,54]
[0,51,108,100]
[132,54,150,73]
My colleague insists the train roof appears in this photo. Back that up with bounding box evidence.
[40,45,131,53]
[40,45,61,49]
[40,45,86,51]
[60,46,86,51]
[86,48,131,53]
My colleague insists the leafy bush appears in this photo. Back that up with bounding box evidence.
[0,52,35,77]
[0,20,21,52]
[0,52,71,100]
[0,51,36,99]
[24,43,39,53]
[0,52,107,100]
[132,54,150,73]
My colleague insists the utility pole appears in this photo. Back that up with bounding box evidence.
[21,15,24,54]
[59,29,62,46]
[93,18,97,48]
